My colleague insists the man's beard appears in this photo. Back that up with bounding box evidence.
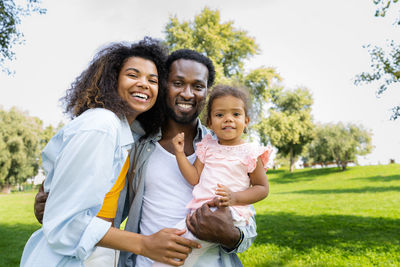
[165,105,200,124]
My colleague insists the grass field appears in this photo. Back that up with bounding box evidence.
[0,191,41,266]
[1,164,399,266]
[239,164,400,266]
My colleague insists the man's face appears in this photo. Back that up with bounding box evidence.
[166,59,209,124]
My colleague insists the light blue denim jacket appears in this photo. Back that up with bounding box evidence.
[21,109,134,267]
[115,119,257,267]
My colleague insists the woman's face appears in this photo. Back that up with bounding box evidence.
[117,56,159,123]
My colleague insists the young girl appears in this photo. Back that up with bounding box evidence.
[153,85,271,266]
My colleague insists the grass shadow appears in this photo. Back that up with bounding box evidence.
[0,223,40,267]
[270,167,341,184]
[267,169,286,174]
[352,174,400,182]
[278,186,400,194]
[255,212,400,252]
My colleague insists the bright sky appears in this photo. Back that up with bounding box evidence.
[1,0,399,165]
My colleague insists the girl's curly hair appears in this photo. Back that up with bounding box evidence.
[206,84,250,126]
[61,37,168,137]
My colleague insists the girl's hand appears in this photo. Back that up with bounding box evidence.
[215,184,236,207]
[172,132,185,154]
[141,228,200,266]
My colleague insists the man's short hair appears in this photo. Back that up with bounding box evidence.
[166,49,216,88]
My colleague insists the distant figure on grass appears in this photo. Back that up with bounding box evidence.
[154,85,272,266]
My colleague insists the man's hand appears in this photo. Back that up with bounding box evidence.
[172,132,185,154]
[186,198,240,249]
[34,183,48,224]
[142,228,200,266]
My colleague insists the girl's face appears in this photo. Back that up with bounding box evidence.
[117,56,159,124]
[208,95,249,146]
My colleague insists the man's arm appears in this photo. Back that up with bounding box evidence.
[34,182,48,224]
[186,198,257,253]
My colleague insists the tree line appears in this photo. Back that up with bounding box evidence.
[164,7,373,172]
[0,107,61,191]
[0,5,379,190]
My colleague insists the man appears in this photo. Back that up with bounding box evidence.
[35,49,256,266]
[116,49,256,267]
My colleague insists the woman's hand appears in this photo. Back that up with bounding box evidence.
[215,184,236,206]
[172,132,185,154]
[141,228,201,266]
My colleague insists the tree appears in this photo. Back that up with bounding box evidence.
[306,123,372,171]
[165,7,259,82]
[164,7,282,124]
[244,67,282,122]
[355,0,400,119]
[0,0,46,73]
[0,107,54,192]
[164,8,315,174]
[256,88,314,172]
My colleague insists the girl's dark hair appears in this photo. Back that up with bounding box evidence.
[61,37,168,137]
[206,85,250,125]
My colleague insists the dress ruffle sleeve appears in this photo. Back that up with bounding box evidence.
[195,134,213,163]
[247,145,273,173]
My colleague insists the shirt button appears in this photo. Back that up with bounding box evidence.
[147,148,150,152]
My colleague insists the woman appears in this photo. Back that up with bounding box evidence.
[21,37,198,267]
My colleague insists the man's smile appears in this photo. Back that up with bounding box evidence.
[176,101,195,112]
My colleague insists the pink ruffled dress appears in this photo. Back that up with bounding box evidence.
[186,134,271,223]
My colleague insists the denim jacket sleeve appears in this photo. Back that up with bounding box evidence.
[221,205,257,254]
[42,129,116,260]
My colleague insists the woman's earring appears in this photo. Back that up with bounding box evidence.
[244,127,248,134]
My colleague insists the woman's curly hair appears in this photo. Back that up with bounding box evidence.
[61,37,168,137]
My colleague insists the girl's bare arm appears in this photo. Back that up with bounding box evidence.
[172,132,204,185]
[216,157,269,206]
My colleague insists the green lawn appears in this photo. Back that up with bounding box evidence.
[0,191,41,266]
[239,164,400,266]
[1,164,399,266]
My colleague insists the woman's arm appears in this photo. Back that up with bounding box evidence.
[98,227,200,266]
[42,129,117,259]
[216,157,269,206]
[40,129,199,265]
